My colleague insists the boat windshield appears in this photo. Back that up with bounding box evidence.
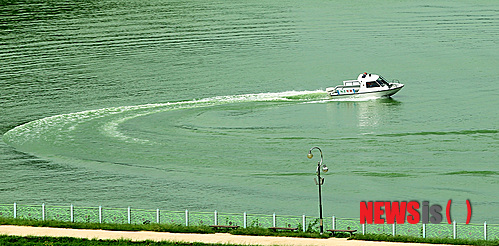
[376,77,389,86]
[366,81,381,88]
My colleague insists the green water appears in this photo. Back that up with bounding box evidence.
[1,0,498,223]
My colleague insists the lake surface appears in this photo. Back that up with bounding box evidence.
[1,0,498,223]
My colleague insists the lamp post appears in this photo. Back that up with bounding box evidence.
[307,147,328,234]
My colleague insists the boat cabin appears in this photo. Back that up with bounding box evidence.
[357,73,390,88]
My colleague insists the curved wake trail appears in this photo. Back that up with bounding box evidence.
[3,90,326,149]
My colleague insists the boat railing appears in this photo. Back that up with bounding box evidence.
[343,80,361,86]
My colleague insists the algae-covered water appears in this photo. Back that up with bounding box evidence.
[1,0,498,223]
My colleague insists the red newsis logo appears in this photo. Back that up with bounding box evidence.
[360,200,472,224]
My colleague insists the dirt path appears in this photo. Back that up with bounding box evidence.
[0,225,450,246]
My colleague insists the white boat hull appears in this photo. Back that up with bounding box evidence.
[328,84,404,99]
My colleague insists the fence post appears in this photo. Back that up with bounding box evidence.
[243,212,247,228]
[13,203,16,219]
[302,215,306,232]
[42,203,45,221]
[70,204,74,223]
[392,223,396,236]
[214,210,218,225]
[453,220,456,239]
[273,213,276,227]
[423,223,426,238]
[362,223,365,235]
[128,206,131,224]
[484,221,487,240]
[185,210,189,226]
[332,216,335,230]
[99,206,102,223]
[157,209,160,224]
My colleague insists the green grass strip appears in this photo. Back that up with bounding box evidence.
[0,235,243,246]
[0,217,330,238]
[351,234,499,246]
[0,217,214,234]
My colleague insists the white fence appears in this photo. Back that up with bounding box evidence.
[1,203,498,240]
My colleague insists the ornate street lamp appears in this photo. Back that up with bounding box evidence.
[307,146,328,234]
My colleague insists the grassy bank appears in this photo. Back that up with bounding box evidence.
[0,217,329,238]
[0,217,214,234]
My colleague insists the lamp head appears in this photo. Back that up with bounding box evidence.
[322,165,328,173]
[307,152,313,159]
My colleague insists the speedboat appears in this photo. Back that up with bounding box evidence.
[326,73,404,98]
